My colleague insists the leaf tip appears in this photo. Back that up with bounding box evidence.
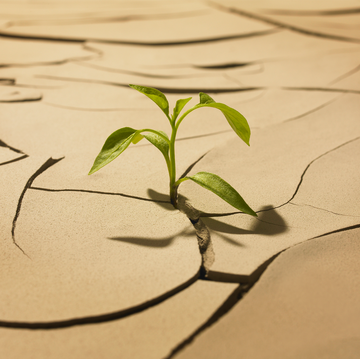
[88,165,98,175]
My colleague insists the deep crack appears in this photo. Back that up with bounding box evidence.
[164,283,242,359]
[178,197,215,277]
[0,271,200,330]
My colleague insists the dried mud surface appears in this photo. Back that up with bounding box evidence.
[1,1,359,358]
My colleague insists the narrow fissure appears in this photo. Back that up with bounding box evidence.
[0,154,28,166]
[0,139,26,154]
[283,86,360,95]
[35,74,262,94]
[30,186,169,204]
[208,1,360,44]
[0,28,278,46]
[199,136,360,220]
[11,157,64,257]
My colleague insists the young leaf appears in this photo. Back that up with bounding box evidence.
[143,131,169,158]
[187,171,257,216]
[88,127,137,175]
[129,84,169,117]
[199,92,215,104]
[195,93,251,146]
[172,97,192,121]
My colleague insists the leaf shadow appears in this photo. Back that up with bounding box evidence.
[202,205,288,247]
[128,188,288,249]
[147,188,178,211]
[108,228,194,248]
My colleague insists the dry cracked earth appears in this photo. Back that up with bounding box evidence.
[1,0,360,358]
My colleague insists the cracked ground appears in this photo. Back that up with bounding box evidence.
[1,0,360,358]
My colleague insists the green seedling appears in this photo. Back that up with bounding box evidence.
[89,84,257,216]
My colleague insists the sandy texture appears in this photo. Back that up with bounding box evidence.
[0,281,239,359]
[174,228,360,359]
[1,0,359,358]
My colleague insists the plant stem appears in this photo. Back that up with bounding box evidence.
[168,105,200,208]
[169,122,178,207]
[168,107,199,207]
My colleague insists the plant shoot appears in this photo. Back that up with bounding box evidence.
[89,85,257,216]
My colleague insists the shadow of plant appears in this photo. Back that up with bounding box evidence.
[109,193,287,249]
[147,188,173,210]
[201,205,288,247]
[108,227,195,248]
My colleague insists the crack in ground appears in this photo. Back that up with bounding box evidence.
[198,136,360,219]
[7,10,208,27]
[0,28,279,46]
[0,39,101,69]
[164,252,281,359]
[178,198,215,277]
[0,50,100,69]
[11,157,64,257]
[0,154,28,166]
[329,63,360,85]
[0,140,28,166]
[0,78,15,85]
[310,224,360,239]
[164,222,360,358]
[164,282,242,359]
[283,86,360,95]
[284,137,360,206]
[282,95,341,123]
[289,202,360,217]
[0,154,213,329]
[30,186,170,203]
[34,74,262,94]
[0,139,26,154]
[75,61,221,79]
[0,85,42,102]
[263,8,360,16]
[0,270,200,330]
[208,1,360,44]
[4,147,357,353]
[194,61,255,70]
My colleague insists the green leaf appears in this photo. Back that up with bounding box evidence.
[199,92,215,104]
[143,131,169,158]
[196,93,251,146]
[172,97,192,120]
[129,84,169,117]
[131,132,144,144]
[88,127,137,175]
[187,171,257,216]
